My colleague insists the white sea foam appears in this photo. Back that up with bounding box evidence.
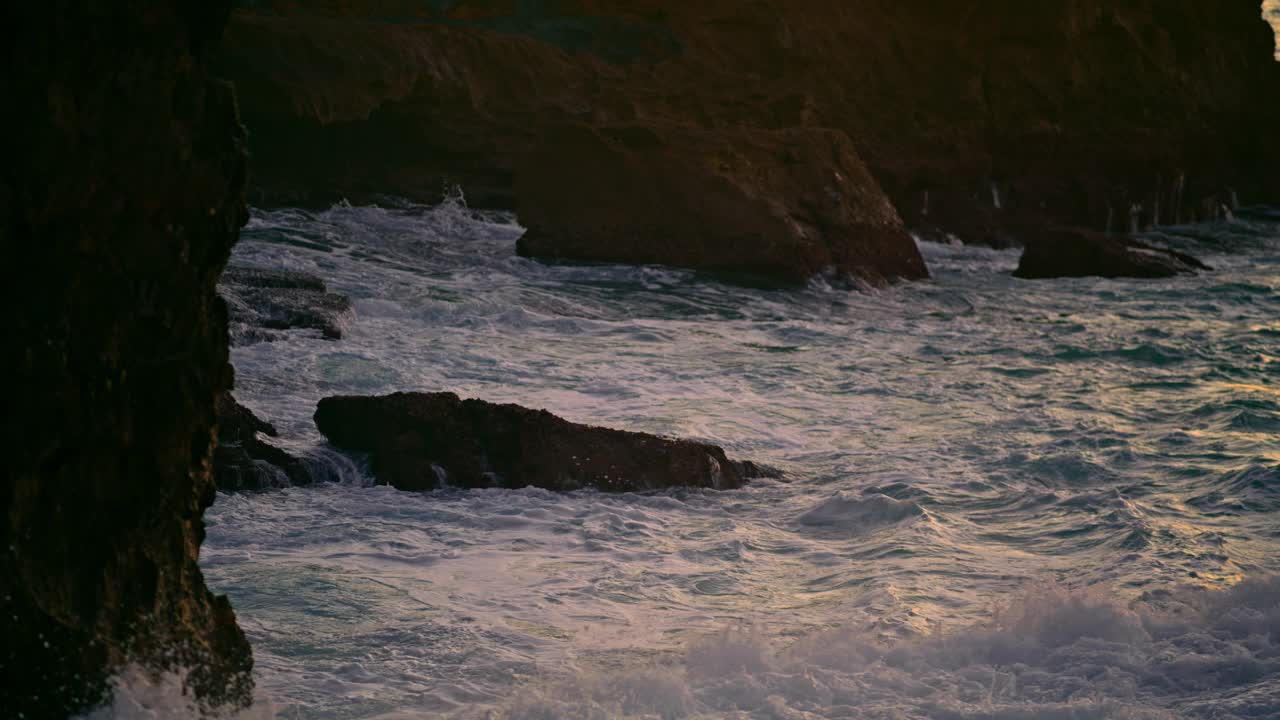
[82,578,1280,718]
[74,668,274,720]
[795,491,927,535]
[179,200,1280,718]
[483,579,1280,719]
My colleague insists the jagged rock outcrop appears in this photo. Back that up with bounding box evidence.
[217,1,1280,262]
[1014,230,1211,279]
[215,392,314,491]
[1,2,254,717]
[220,264,354,344]
[315,392,763,492]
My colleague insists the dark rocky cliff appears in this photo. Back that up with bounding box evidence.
[1,1,254,716]
[219,1,1280,263]
[859,1,1280,244]
[217,2,934,284]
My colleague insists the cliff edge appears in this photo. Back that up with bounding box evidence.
[219,0,1280,268]
[1,2,254,716]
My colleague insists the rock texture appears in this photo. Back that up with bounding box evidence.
[315,392,759,492]
[214,392,314,491]
[1,2,254,716]
[217,1,1279,263]
[1014,230,1211,280]
[1269,1,1280,59]
[515,125,926,284]
[221,264,354,344]
[216,4,929,284]
[844,2,1280,243]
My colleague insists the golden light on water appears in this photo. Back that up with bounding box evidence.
[1219,381,1280,397]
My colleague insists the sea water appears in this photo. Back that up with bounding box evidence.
[150,197,1279,718]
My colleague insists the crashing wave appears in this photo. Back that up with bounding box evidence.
[480,578,1280,719]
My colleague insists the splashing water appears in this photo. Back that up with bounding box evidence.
[489,577,1280,719]
[184,196,1280,718]
[74,668,275,720]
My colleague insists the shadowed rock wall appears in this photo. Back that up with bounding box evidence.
[1,1,254,716]
[220,0,1280,256]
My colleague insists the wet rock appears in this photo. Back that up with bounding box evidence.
[515,124,927,285]
[1014,230,1211,280]
[2,1,254,715]
[215,10,931,284]
[220,263,354,344]
[222,264,327,291]
[214,392,314,492]
[217,2,1280,255]
[315,392,765,492]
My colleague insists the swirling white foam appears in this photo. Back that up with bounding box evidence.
[170,196,1280,718]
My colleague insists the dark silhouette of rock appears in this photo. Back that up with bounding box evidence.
[315,392,765,492]
[1014,230,1211,279]
[220,263,354,344]
[215,7,930,285]
[1,1,254,716]
[214,392,314,491]
[515,124,927,285]
[216,1,1280,262]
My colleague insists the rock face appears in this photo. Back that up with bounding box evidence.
[216,5,930,284]
[315,392,758,492]
[221,264,354,344]
[1,2,254,716]
[214,392,314,491]
[515,125,926,284]
[217,0,1279,263]
[844,2,1280,242]
[1014,230,1211,280]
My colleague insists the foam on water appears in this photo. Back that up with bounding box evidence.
[74,668,274,720]
[177,197,1280,718]
[489,578,1280,719]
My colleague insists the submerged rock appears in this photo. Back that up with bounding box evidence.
[314,392,764,492]
[220,263,354,344]
[214,392,314,492]
[1014,230,1211,280]
[215,9,934,284]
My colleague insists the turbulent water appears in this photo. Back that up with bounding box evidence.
[163,197,1280,719]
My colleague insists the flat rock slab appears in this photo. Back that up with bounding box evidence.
[220,264,354,345]
[222,265,328,291]
[1014,230,1211,280]
[315,392,764,492]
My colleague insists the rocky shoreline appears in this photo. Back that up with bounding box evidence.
[315,392,772,493]
[218,1,1279,281]
[4,1,1276,716]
